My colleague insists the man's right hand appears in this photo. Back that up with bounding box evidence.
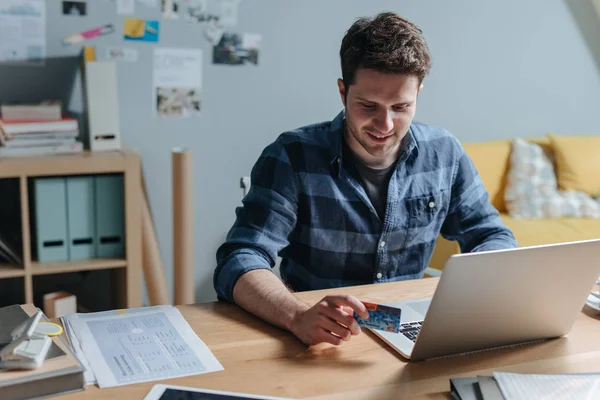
[289,295,369,346]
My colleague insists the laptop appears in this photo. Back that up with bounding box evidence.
[370,239,600,361]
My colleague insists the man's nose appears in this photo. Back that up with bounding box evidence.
[374,109,393,133]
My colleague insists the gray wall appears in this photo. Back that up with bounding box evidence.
[2,0,600,303]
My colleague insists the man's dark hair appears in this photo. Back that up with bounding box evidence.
[340,12,432,92]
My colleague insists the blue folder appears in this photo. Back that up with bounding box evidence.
[66,176,96,260]
[94,174,125,258]
[33,178,69,262]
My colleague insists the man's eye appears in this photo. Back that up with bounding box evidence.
[361,104,375,110]
[393,105,409,112]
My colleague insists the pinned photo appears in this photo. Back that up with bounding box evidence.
[123,18,160,42]
[62,1,86,16]
[156,87,201,117]
[182,0,219,23]
[213,32,261,66]
[161,0,179,20]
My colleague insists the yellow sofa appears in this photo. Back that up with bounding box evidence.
[428,137,600,271]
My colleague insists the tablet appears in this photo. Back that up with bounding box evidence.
[144,384,294,400]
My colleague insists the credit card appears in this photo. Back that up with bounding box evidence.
[354,302,401,333]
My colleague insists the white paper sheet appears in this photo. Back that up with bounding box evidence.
[494,372,600,400]
[62,314,97,385]
[107,47,139,62]
[117,0,136,15]
[0,0,46,65]
[153,47,202,117]
[219,0,240,26]
[68,306,223,388]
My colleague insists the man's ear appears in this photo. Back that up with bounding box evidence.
[418,83,424,93]
[337,78,346,106]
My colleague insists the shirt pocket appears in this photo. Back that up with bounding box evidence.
[403,190,449,246]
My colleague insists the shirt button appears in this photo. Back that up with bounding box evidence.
[428,201,435,208]
[376,272,383,279]
[380,241,386,247]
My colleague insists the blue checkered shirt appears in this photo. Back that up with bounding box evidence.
[214,111,517,302]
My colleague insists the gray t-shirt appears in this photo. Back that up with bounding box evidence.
[343,140,396,220]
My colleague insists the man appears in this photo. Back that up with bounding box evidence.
[214,12,517,346]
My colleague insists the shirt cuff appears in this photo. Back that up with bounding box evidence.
[214,248,272,303]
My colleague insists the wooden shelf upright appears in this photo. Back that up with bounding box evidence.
[0,150,142,309]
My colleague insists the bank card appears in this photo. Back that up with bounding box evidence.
[354,302,401,333]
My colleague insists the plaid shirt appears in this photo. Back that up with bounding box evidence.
[214,111,517,302]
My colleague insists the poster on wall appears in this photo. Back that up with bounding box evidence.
[219,0,240,26]
[161,0,179,19]
[153,48,202,117]
[0,0,46,65]
[62,1,86,16]
[212,32,260,66]
[123,18,159,42]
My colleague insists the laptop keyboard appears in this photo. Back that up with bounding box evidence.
[400,321,423,342]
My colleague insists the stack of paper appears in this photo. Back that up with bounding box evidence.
[450,372,600,399]
[493,372,600,400]
[61,305,223,388]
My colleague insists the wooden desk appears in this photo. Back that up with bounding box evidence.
[53,278,600,400]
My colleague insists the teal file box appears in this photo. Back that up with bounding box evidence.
[94,174,125,258]
[33,177,69,262]
[66,176,96,260]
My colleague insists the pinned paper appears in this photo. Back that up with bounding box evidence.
[203,20,224,45]
[62,1,86,16]
[219,0,240,26]
[213,32,260,65]
[182,0,214,23]
[137,0,158,7]
[106,47,139,62]
[62,24,114,47]
[0,0,46,65]
[161,0,179,20]
[117,0,135,15]
[123,18,159,42]
[153,48,202,117]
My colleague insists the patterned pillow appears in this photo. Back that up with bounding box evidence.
[504,138,600,219]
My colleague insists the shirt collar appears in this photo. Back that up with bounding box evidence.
[328,110,419,174]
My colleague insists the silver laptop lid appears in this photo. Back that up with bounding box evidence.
[410,239,600,361]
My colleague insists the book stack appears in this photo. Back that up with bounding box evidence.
[0,101,83,157]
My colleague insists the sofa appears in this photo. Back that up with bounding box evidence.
[428,136,600,272]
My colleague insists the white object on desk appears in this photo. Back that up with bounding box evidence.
[0,311,52,370]
[63,305,223,388]
[493,372,600,400]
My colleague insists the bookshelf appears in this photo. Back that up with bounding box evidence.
[0,150,141,309]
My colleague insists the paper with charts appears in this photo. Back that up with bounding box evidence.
[69,305,223,388]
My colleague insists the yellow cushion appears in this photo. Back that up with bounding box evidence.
[547,133,600,196]
[463,140,511,212]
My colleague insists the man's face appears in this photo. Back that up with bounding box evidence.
[338,68,422,168]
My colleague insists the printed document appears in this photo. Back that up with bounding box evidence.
[65,306,223,388]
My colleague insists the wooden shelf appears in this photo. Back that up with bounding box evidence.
[0,264,25,278]
[31,259,127,276]
[0,149,139,179]
[0,149,142,308]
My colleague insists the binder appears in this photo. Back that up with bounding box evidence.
[66,176,96,260]
[83,61,122,151]
[95,174,125,258]
[33,178,69,262]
